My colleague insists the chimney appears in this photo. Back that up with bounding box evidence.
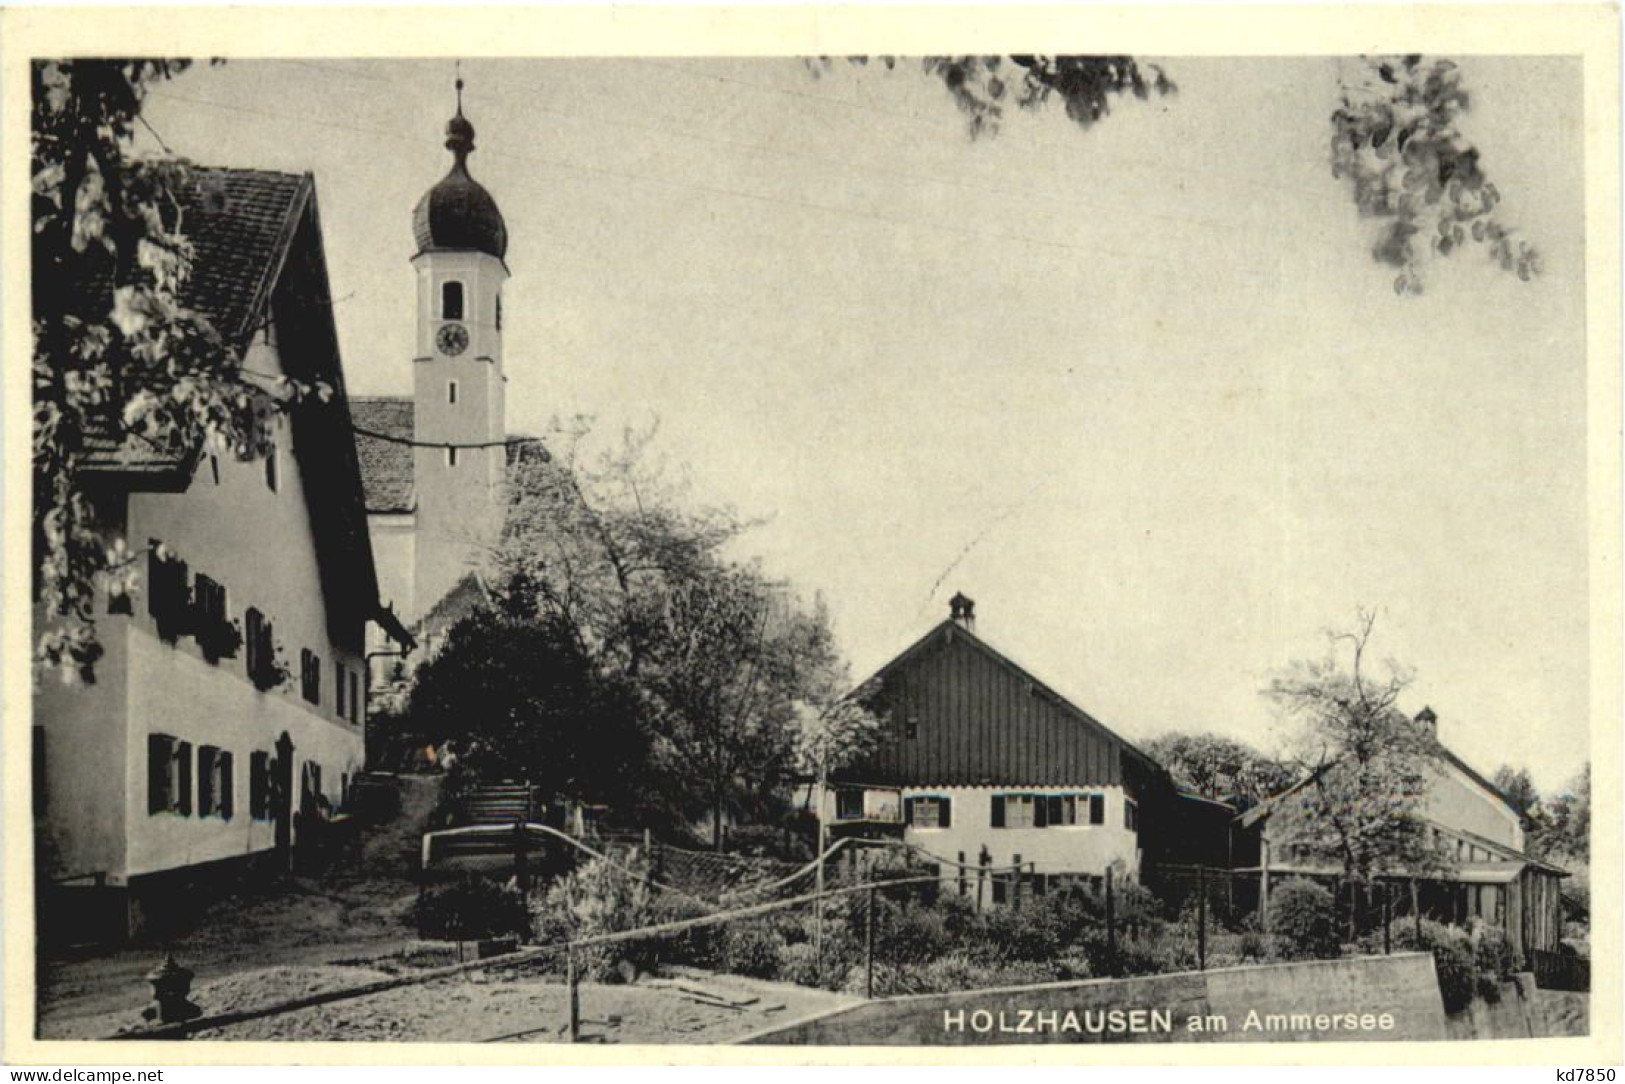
[948,591,976,631]
[1415,706,1437,739]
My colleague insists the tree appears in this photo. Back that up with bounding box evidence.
[407,596,652,814]
[491,420,746,678]
[1491,764,1540,821]
[1533,762,1589,862]
[1264,609,1450,885]
[1143,731,1296,810]
[637,565,845,845]
[456,417,864,842]
[32,59,314,682]
[822,54,1537,293]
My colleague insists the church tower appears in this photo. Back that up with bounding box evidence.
[408,79,510,620]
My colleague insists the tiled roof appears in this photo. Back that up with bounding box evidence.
[180,169,310,345]
[80,168,310,475]
[351,397,416,513]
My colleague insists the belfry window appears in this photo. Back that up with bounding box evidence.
[442,281,465,320]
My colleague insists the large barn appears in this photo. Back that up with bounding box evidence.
[824,594,1229,897]
[1230,706,1568,965]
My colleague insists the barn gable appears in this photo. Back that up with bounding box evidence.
[835,617,1157,791]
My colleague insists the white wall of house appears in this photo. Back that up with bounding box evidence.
[1420,759,1525,851]
[36,331,368,886]
[823,785,1143,880]
[34,606,131,883]
[122,630,363,878]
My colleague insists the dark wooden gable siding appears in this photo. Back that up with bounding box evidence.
[838,621,1136,789]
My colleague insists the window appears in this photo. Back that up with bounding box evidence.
[335,660,346,718]
[265,443,279,493]
[992,793,1037,828]
[250,751,271,820]
[198,746,234,819]
[349,670,361,723]
[835,788,864,821]
[495,292,502,331]
[905,713,918,740]
[300,648,322,704]
[906,795,951,829]
[1124,798,1139,832]
[993,792,1106,828]
[147,734,192,815]
[442,281,464,320]
[447,446,459,468]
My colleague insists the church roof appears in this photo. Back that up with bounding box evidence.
[411,106,507,261]
[351,397,547,516]
[351,397,416,514]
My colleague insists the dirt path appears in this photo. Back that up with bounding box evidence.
[48,963,854,1044]
[36,775,441,1037]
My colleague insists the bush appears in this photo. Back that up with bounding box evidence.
[874,898,955,966]
[530,851,660,980]
[975,902,1062,964]
[1471,925,1517,1003]
[1397,919,1476,1013]
[718,923,786,979]
[1268,879,1341,960]
[412,875,528,941]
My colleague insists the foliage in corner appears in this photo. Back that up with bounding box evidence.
[1331,55,1541,295]
[32,59,314,682]
[813,56,1174,140]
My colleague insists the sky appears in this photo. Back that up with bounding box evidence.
[138,55,1589,792]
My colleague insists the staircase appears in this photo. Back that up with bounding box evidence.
[463,783,536,826]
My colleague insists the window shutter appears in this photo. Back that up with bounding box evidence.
[1034,794,1049,828]
[1046,795,1064,826]
[903,797,915,826]
[250,752,268,819]
[175,742,193,815]
[991,794,1005,828]
[198,746,216,815]
[148,734,170,814]
[939,796,951,829]
[1089,793,1105,825]
[220,752,234,818]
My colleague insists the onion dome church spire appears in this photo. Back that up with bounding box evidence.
[411,75,508,261]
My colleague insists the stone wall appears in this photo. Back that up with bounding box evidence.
[740,953,1448,1045]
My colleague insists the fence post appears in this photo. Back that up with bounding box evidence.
[514,820,530,897]
[1197,864,1207,971]
[1383,881,1392,955]
[976,854,987,914]
[1260,839,1271,933]
[1105,867,1116,976]
[1012,854,1022,911]
[566,948,580,1044]
[864,886,877,999]
[958,851,966,898]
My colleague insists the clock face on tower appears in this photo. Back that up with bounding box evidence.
[436,322,469,357]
